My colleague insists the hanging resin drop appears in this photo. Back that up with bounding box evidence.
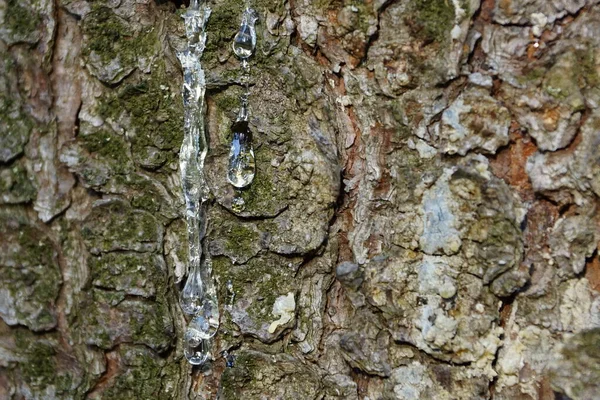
[184,335,210,365]
[180,263,204,315]
[231,196,245,212]
[227,124,255,188]
[186,298,219,340]
[227,105,255,188]
[232,8,258,59]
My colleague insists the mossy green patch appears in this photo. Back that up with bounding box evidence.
[12,330,78,395]
[82,5,156,65]
[542,52,584,111]
[0,162,36,204]
[220,352,258,399]
[253,0,286,14]
[212,254,297,324]
[224,224,261,259]
[78,288,173,351]
[80,129,131,174]
[390,147,439,204]
[97,63,183,170]
[83,6,132,60]
[3,0,41,42]
[517,66,546,86]
[130,299,173,349]
[219,351,323,399]
[89,252,165,297]
[410,0,455,44]
[577,48,600,89]
[81,200,160,253]
[100,345,165,399]
[239,146,287,214]
[202,1,244,65]
[15,334,56,385]
[0,93,33,163]
[0,211,61,330]
[312,0,342,11]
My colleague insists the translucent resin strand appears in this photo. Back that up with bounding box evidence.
[177,0,219,366]
[227,8,258,190]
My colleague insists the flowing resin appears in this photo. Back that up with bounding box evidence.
[227,117,255,188]
[227,8,258,190]
[186,298,219,341]
[177,0,219,366]
[184,336,210,366]
[232,8,258,59]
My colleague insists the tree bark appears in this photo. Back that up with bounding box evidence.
[1,0,599,399]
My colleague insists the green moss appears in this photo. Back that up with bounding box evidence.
[0,215,61,330]
[312,0,341,11]
[349,1,376,34]
[563,328,600,363]
[577,48,599,88]
[390,147,438,204]
[411,0,455,43]
[241,170,272,208]
[253,0,286,13]
[224,224,260,256]
[82,5,157,64]
[131,191,161,213]
[97,62,183,169]
[81,201,160,253]
[239,147,285,213]
[89,252,164,296]
[80,129,131,173]
[543,53,584,110]
[4,0,41,40]
[544,71,575,99]
[517,66,546,85]
[86,7,127,52]
[0,92,33,162]
[213,90,243,118]
[202,1,244,64]
[14,331,57,387]
[212,254,296,323]
[83,6,133,64]
[131,300,173,348]
[220,352,258,399]
[101,345,164,399]
[0,163,35,203]
[78,288,173,351]
[11,330,80,395]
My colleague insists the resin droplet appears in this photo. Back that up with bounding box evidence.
[180,264,204,315]
[232,8,258,59]
[227,121,255,188]
[184,335,209,365]
[186,301,219,341]
[231,196,245,213]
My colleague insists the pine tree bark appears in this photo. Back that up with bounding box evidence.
[1,0,599,399]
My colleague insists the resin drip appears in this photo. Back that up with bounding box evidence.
[227,8,258,191]
[177,0,219,366]
[227,105,255,188]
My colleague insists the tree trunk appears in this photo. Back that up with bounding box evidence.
[1,0,599,399]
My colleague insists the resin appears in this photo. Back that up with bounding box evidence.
[232,8,258,59]
[184,335,210,366]
[180,263,204,315]
[227,121,255,188]
[186,298,219,340]
[177,0,219,366]
[231,196,245,213]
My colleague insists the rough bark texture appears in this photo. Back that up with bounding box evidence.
[1,0,599,399]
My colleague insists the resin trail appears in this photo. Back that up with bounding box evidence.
[177,0,219,366]
[227,8,258,190]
